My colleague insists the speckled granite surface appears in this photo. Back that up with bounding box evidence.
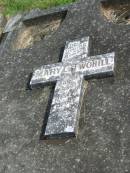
[0,0,130,172]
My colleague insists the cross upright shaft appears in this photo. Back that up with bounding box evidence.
[30,37,115,140]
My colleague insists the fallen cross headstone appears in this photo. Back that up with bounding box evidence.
[1,0,130,171]
[30,37,115,140]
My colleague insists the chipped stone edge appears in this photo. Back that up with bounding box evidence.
[23,4,72,23]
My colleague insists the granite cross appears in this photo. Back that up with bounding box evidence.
[30,37,115,140]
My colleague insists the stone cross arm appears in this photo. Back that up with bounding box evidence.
[30,52,114,88]
[30,63,62,87]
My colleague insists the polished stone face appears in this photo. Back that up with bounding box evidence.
[30,37,115,139]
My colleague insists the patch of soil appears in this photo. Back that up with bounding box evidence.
[13,11,67,50]
[101,0,130,24]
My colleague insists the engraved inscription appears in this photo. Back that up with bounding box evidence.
[32,56,113,82]
[79,59,108,70]
[34,66,62,79]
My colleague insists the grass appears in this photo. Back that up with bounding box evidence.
[0,0,75,16]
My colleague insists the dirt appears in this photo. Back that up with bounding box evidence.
[101,1,130,24]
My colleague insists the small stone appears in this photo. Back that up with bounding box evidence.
[75,158,80,163]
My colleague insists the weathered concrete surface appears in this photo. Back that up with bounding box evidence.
[0,0,130,172]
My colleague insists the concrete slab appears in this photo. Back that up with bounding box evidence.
[0,0,130,172]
